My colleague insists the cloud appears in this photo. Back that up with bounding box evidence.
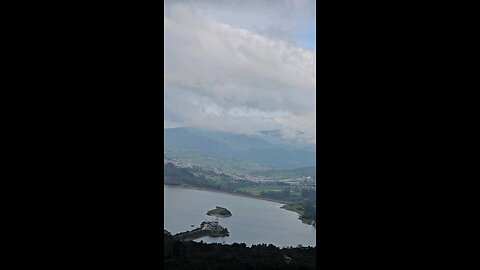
[164,1,316,144]
[165,0,316,48]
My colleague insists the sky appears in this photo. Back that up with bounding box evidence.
[164,0,316,144]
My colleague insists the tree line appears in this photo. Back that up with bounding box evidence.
[164,231,316,270]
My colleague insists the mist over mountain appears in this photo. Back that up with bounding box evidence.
[164,127,315,170]
[164,0,316,145]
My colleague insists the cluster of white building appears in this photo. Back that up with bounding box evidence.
[200,221,225,232]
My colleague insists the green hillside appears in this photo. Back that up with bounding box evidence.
[164,150,268,175]
[164,128,316,171]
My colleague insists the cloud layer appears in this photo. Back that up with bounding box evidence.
[164,1,316,144]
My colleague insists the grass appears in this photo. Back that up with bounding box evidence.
[235,185,287,196]
[252,166,316,180]
[192,172,224,183]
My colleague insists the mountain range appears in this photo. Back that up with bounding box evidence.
[164,127,316,173]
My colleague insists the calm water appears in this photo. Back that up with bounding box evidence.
[164,185,316,247]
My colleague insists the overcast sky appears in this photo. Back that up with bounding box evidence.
[164,0,316,144]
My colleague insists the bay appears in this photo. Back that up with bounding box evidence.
[164,185,316,247]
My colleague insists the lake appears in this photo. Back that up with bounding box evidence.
[164,185,316,247]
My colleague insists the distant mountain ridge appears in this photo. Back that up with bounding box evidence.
[164,127,315,171]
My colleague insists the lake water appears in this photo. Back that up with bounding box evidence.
[164,185,316,247]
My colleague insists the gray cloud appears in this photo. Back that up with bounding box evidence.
[165,0,315,48]
[164,0,316,144]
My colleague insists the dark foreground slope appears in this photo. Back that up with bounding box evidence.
[164,231,316,270]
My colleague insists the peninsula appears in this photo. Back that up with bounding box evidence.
[170,221,229,241]
[207,206,232,217]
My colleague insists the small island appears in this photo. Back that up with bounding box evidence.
[207,206,232,217]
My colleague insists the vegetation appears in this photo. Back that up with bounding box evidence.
[302,199,316,221]
[260,189,291,200]
[164,231,316,270]
[164,163,256,192]
[281,200,316,225]
[165,150,267,175]
[235,184,290,197]
[252,166,316,180]
[235,185,315,204]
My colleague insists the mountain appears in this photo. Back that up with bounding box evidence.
[258,129,316,151]
[164,127,316,172]
[164,127,229,155]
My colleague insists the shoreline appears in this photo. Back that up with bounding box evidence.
[164,184,315,227]
[164,184,291,205]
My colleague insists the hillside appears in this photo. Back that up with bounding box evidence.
[252,166,316,180]
[164,150,267,175]
[164,127,316,173]
[163,163,255,191]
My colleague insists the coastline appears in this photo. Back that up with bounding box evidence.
[164,184,291,205]
[164,184,315,227]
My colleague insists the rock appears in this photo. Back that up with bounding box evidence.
[206,206,232,217]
